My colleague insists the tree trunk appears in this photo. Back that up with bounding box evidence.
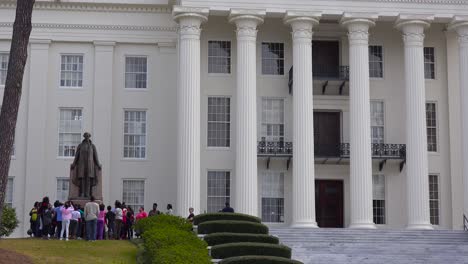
[0,0,35,226]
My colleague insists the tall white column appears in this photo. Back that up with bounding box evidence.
[342,15,376,229]
[449,17,468,223]
[229,10,265,216]
[396,17,433,230]
[284,12,320,228]
[173,7,208,216]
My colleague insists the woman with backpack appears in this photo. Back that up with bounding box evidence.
[29,202,39,237]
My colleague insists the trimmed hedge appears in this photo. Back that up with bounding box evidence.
[204,233,279,246]
[135,214,192,234]
[211,242,292,259]
[193,213,261,225]
[198,220,269,235]
[220,256,304,264]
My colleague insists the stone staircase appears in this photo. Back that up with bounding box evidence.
[270,228,468,264]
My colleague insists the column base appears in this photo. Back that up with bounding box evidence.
[406,223,434,230]
[349,222,377,229]
[290,221,319,228]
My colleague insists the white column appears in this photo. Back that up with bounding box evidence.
[396,17,433,230]
[93,41,115,202]
[284,12,320,228]
[173,7,208,216]
[449,18,468,223]
[229,10,265,216]
[342,14,376,229]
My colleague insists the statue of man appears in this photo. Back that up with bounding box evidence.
[71,132,102,198]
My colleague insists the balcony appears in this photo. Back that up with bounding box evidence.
[288,65,350,95]
[257,141,406,172]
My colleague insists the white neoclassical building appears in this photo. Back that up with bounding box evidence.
[1,0,468,236]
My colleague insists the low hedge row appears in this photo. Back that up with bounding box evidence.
[198,220,269,235]
[204,232,279,246]
[139,215,211,264]
[219,256,304,264]
[211,242,292,259]
[193,213,261,225]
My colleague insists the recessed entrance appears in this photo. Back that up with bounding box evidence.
[315,180,344,228]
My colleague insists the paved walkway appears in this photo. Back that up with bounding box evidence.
[270,228,468,264]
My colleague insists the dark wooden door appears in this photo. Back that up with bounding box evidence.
[315,180,344,228]
[312,41,340,78]
[314,112,341,157]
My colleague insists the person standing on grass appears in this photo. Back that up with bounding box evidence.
[126,207,135,240]
[114,201,123,240]
[70,206,81,239]
[187,207,195,223]
[29,202,39,237]
[60,201,74,241]
[166,204,173,215]
[54,200,63,239]
[105,205,115,239]
[221,202,234,213]
[84,196,99,241]
[148,203,161,217]
[97,203,106,240]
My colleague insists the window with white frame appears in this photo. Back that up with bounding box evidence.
[125,56,147,89]
[262,42,284,75]
[429,174,439,225]
[370,101,385,144]
[0,53,9,86]
[372,174,385,224]
[58,108,82,157]
[426,102,437,152]
[60,55,83,87]
[261,98,284,142]
[207,97,230,147]
[5,177,13,208]
[56,178,69,202]
[369,46,383,78]
[261,171,284,223]
[124,110,147,159]
[208,41,231,74]
[207,171,230,213]
[123,180,145,212]
[424,47,435,79]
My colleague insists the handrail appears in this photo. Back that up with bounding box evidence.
[464,214,468,231]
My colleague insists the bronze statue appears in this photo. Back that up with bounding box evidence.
[71,132,102,198]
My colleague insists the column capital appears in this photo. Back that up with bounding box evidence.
[395,15,432,46]
[448,16,468,46]
[173,6,208,37]
[284,11,321,40]
[229,9,265,40]
[341,13,377,45]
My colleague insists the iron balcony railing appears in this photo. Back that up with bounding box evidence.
[288,65,350,93]
[257,141,406,160]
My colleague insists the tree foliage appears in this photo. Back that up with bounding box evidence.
[0,206,19,237]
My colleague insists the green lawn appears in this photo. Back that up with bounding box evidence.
[0,239,137,264]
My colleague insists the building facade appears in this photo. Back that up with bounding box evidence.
[1,0,468,236]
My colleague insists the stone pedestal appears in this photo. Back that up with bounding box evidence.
[68,166,103,206]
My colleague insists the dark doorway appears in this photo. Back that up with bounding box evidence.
[315,180,344,228]
[312,41,340,78]
[314,112,341,157]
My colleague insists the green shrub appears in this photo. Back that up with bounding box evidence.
[220,256,304,264]
[143,226,211,264]
[211,242,292,259]
[135,214,192,235]
[193,213,261,225]
[204,233,279,246]
[0,206,19,237]
[198,220,268,235]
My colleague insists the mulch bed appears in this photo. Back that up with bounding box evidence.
[0,248,34,264]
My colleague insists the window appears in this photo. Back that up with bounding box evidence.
[261,98,284,142]
[207,97,230,147]
[426,102,437,152]
[208,41,231,74]
[262,42,284,75]
[372,174,385,224]
[60,55,83,87]
[424,47,435,79]
[0,53,9,86]
[5,177,13,208]
[124,110,147,158]
[125,56,147,89]
[370,101,384,144]
[56,178,69,202]
[58,108,82,157]
[207,171,230,213]
[369,46,383,78]
[429,174,439,225]
[261,171,284,223]
[123,180,145,212]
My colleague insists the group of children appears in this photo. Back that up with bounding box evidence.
[28,196,161,240]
